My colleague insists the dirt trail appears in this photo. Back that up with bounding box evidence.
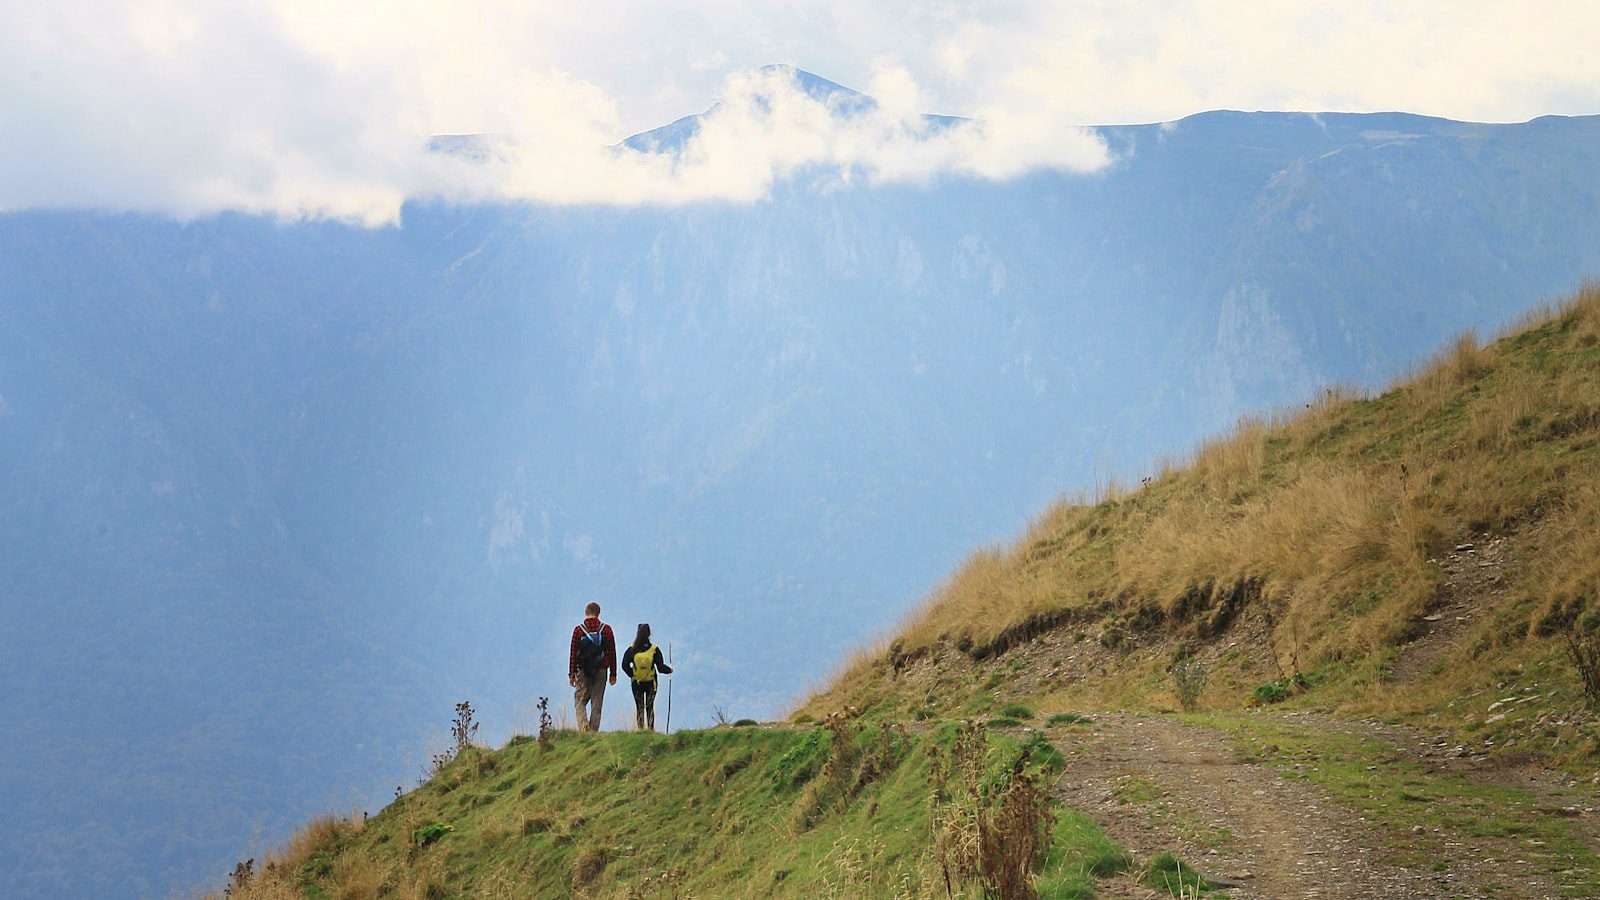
[1049,712,1566,899]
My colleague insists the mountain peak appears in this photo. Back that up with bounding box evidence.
[620,66,961,154]
[756,64,864,103]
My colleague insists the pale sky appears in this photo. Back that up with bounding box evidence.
[3,1,1598,222]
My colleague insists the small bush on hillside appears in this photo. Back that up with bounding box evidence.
[998,703,1035,719]
[1252,674,1308,706]
[411,823,453,847]
[986,717,1024,729]
[913,707,937,721]
[1562,618,1600,707]
[1046,712,1092,726]
[733,718,759,726]
[1169,660,1208,712]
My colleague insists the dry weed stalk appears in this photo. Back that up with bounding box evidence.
[932,723,1054,899]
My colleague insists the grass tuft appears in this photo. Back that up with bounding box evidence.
[1142,851,1215,896]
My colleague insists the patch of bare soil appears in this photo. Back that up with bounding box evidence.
[1049,712,1565,899]
[1390,531,1515,684]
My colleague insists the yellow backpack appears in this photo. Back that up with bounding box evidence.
[631,646,658,684]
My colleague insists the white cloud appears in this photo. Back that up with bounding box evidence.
[691,51,731,72]
[1,1,1597,223]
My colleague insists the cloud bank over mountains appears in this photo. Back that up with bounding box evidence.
[434,65,1113,214]
[2,1,1599,222]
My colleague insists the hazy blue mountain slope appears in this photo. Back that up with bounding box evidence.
[3,99,1600,897]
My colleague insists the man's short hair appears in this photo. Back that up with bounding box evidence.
[585,601,601,616]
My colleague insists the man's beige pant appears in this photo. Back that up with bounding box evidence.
[574,670,607,731]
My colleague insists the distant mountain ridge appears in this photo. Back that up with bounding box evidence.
[430,65,968,159]
[4,72,1600,897]
[621,64,967,153]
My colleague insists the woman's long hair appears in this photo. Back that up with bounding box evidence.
[629,623,652,656]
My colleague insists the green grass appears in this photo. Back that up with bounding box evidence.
[1047,712,1093,726]
[228,724,1130,898]
[1251,674,1308,706]
[1035,810,1133,898]
[1142,851,1224,897]
[1110,774,1164,805]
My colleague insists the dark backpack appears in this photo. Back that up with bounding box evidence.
[576,623,607,676]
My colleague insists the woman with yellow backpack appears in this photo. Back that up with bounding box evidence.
[621,623,674,731]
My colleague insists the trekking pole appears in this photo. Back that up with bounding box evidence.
[665,641,674,735]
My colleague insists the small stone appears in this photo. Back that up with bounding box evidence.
[1411,825,1425,835]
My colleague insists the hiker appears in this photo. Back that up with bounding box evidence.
[568,601,616,732]
[620,623,673,731]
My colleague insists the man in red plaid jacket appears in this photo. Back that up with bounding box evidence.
[569,601,617,731]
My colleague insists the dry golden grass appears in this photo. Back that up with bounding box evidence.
[1192,414,1271,494]
[281,814,351,871]
[219,878,300,900]
[206,813,364,900]
[806,282,1600,714]
[896,547,1009,650]
[329,853,390,900]
[398,857,447,900]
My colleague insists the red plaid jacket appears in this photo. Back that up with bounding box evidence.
[569,617,616,679]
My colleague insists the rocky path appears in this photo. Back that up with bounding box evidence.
[1390,532,1514,684]
[1048,712,1577,899]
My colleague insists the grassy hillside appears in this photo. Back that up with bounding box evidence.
[215,719,1145,899]
[804,283,1600,763]
[220,285,1600,898]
